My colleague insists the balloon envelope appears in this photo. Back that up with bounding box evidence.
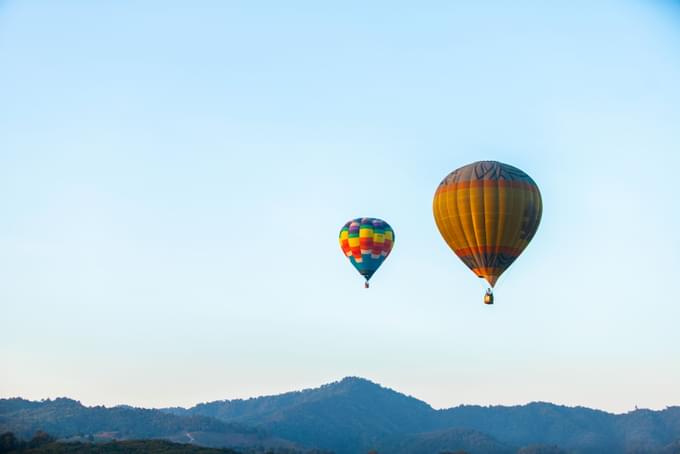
[432,161,542,287]
[339,217,394,284]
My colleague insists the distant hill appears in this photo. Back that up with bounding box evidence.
[435,402,617,451]
[0,397,302,452]
[436,402,680,453]
[168,377,680,453]
[376,427,515,454]
[4,377,680,454]
[172,377,436,453]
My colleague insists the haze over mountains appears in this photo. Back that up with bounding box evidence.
[2,377,680,454]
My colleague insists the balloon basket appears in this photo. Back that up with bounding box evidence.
[484,289,494,305]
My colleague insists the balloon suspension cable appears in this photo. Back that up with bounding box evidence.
[365,281,369,289]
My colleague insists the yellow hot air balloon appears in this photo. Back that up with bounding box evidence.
[432,161,542,304]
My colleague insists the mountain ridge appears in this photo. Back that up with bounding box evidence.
[161,377,672,417]
[3,377,680,454]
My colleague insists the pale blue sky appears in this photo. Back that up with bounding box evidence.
[1,1,680,413]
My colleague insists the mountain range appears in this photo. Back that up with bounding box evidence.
[2,377,680,454]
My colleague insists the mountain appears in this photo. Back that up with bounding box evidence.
[168,377,680,454]
[3,377,680,454]
[435,402,618,452]
[0,397,304,452]
[174,377,436,453]
[436,403,680,453]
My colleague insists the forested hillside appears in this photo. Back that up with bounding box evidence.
[175,377,680,453]
[3,377,680,454]
[0,398,299,452]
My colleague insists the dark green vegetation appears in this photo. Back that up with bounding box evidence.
[0,432,316,454]
[0,432,232,452]
[0,432,299,453]
[3,377,680,454]
[377,427,514,454]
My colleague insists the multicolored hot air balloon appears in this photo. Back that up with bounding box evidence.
[339,217,395,288]
[432,161,542,304]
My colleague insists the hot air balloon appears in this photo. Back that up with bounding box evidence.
[432,161,542,304]
[339,218,395,288]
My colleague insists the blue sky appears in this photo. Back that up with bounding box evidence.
[1,0,680,413]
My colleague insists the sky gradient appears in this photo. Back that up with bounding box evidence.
[2,0,680,413]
